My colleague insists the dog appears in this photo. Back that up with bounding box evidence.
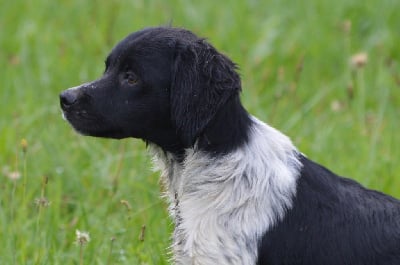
[60,27,400,265]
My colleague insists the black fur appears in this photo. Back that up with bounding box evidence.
[60,27,400,264]
[258,155,400,265]
[60,27,250,156]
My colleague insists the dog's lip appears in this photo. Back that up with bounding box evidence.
[61,108,89,119]
[61,111,67,121]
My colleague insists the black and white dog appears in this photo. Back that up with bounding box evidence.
[60,27,400,265]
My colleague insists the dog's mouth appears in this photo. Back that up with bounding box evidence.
[62,108,91,121]
[61,108,92,135]
[60,98,127,139]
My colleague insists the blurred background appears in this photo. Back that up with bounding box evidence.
[1,0,399,263]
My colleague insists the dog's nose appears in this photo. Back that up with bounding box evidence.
[60,89,79,108]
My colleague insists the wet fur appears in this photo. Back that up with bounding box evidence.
[60,27,400,264]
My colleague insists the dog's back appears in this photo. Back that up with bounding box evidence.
[258,156,400,265]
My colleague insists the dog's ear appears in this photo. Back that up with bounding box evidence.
[171,39,241,146]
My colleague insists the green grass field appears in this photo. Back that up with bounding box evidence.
[1,0,399,264]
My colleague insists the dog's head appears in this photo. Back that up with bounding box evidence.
[60,27,241,153]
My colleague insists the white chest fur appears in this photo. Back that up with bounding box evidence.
[150,117,301,265]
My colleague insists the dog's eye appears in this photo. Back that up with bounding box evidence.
[125,72,139,85]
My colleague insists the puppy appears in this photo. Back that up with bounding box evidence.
[60,27,400,265]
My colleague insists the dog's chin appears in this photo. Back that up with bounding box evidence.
[62,116,90,137]
[69,124,123,139]
[62,111,94,136]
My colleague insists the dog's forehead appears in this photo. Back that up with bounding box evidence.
[106,30,166,65]
[106,33,145,64]
[108,27,200,59]
[104,27,205,72]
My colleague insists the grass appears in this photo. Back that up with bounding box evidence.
[1,0,399,263]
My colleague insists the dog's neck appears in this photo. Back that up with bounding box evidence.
[144,128,186,161]
[196,96,252,155]
[145,95,252,160]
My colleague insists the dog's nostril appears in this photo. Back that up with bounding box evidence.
[60,90,78,108]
